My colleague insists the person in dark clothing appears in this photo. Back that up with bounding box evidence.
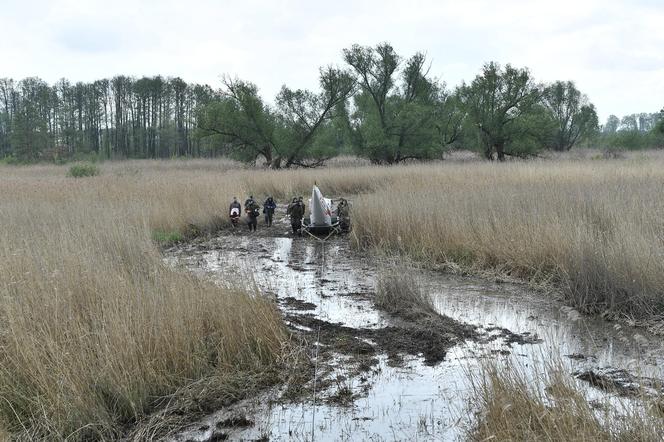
[263,196,277,226]
[336,198,350,231]
[287,197,304,235]
[245,197,260,232]
[229,197,241,227]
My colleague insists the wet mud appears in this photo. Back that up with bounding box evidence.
[164,225,664,441]
[575,367,664,398]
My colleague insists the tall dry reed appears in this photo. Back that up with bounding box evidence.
[352,160,664,317]
[0,162,287,439]
[469,362,663,441]
[3,154,664,437]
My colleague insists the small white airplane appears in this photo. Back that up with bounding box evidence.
[303,185,340,236]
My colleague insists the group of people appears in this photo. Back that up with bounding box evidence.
[229,195,307,234]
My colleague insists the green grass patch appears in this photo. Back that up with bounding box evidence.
[68,163,100,178]
[152,230,184,244]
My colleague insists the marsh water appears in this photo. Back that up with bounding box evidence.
[164,229,664,441]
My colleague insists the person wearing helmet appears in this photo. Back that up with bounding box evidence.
[263,196,277,227]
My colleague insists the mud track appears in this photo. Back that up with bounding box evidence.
[165,228,664,441]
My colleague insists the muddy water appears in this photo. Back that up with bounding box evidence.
[165,233,664,442]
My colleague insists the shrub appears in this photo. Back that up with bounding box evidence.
[152,229,184,244]
[68,162,99,177]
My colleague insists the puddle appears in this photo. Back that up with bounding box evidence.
[165,233,664,441]
[429,277,664,378]
[168,236,383,330]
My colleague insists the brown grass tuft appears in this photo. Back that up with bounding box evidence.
[470,362,664,442]
[375,266,435,317]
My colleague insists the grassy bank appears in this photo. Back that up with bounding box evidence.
[469,362,663,441]
[352,160,664,318]
[0,161,287,439]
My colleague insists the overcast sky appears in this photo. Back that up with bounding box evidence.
[2,0,662,121]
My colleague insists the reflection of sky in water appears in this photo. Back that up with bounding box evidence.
[428,278,664,378]
[166,236,664,441]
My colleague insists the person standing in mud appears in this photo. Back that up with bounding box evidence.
[287,197,304,235]
[336,198,350,231]
[245,196,260,232]
[263,196,277,227]
[229,197,241,227]
[286,197,296,214]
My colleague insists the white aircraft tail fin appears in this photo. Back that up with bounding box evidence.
[310,185,332,226]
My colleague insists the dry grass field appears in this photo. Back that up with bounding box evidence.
[352,159,664,318]
[1,153,664,438]
[0,159,288,439]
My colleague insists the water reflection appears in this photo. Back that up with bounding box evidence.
[165,235,664,441]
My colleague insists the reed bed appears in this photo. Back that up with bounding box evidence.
[352,160,664,317]
[0,164,287,439]
[469,362,664,441]
[2,153,664,437]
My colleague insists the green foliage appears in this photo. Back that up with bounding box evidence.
[197,68,355,168]
[68,163,99,178]
[151,230,184,244]
[506,104,557,156]
[541,81,598,151]
[458,62,543,160]
[343,43,454,164]
[596,111,664,150]
[2,47,660,165]
[0,155,23,165]
[196,78,276,164]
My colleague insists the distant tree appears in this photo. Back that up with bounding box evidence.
[196,77,277,163]
[458,62,542,160]
[343,43,445,164]
[0,78,16,157]
[620,114,638,132]
[198,67,355,168]
[655,108,664,134]
[11,78,51,160]
[603,115,620,134]
[274,67,355,167]
[434,92,465,151]
[541,81,598,151]
[0,75,214,161]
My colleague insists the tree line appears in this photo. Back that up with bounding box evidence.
[2,42,663,165]
[0,76,219,162]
